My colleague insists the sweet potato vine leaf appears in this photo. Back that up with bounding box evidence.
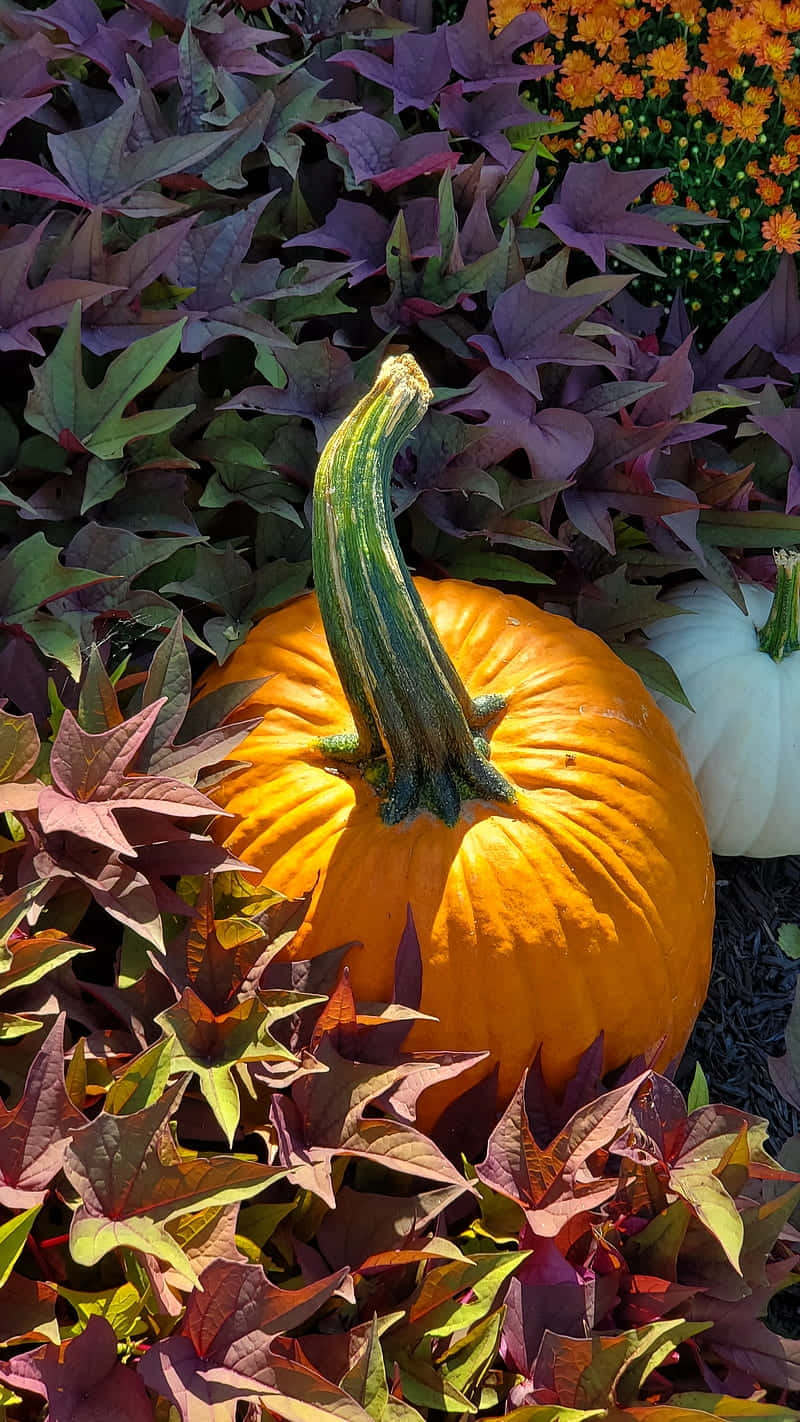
[41,698,226,858]
[526,1319,711,1410]
[62,1079,284,1285]
[0,218,118,356]
[0,90,237,215]
[540,161,695,271]
[26,304,195,459]
[139,1259,368,1422]
[0,1314,153,1422]
[271,1037,479,1207]
[0,533,112,682]
[0,1014,86,1208]
[154,986,312,1146]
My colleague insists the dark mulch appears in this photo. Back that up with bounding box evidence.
[678,854,800,1152]
[676,856,800,1342]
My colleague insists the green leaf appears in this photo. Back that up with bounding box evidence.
[342,1318,392,1421]
[59,1282,144,1339]
[26,305,194,460]
[497,1411,604,1422]
[81,457,126,513]
[699,510,800,548]
[443,551,554,585]
[105,1037,175,1115]
[0,532,109,621]
[613,644,694,710]
[21,612,85,679]
[670,1166,744,1271]
[778,924,800,960]
[439,1310,504,1397]
[681,389,758,422]
[154,989,298,1146]
[671,1396,800,1421]
[490,146,539,225]
[0,709,40,785]
[0,1205,40,1287]
[0,1013,43,1041]
[687,1062,710,1111]
[606,241,665,278]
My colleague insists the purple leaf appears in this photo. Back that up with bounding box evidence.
[632,333,696,425]
[1,93,240,216]
[44,701,224,856]
[0,220,118,356]
[0,92,49,142]
[51,209,197,353]
[328,27,452,112]
[700,253,800,382]
[0,1315,153,1422]
[540,160,695,271]
[0,1015,86,1208]
[322,112,458,191]
[444,368,594,485]
[439,81,539,168]
[164,194,293,354]
[284,199,392,283]
[228,340,366,449]
[0,30,58,98]
[470,279,622,397]
[445,0,550,89]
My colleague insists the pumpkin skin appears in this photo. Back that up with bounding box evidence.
[202,574,714,1115]
[646,576,800,858]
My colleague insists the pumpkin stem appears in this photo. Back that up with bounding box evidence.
[312,354,516,827]
[757,549,800,661]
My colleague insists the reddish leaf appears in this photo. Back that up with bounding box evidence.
[0,1015,85,1208]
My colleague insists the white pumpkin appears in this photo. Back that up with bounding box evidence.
[645,552,800,858]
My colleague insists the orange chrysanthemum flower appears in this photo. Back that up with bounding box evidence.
[647,39,690,82]
[611,72,645,100]
[782,2,800,27]
[770,151,799,173]
[580,108,623,142]
[745,160,764,178]
[786,133,800,154]
[753,0,784,23]
[762,207,800,253]
[525,41,553,65]
[684,70,729,109]
[745,86,775,108]
[685,196,701,210]
[727,104,769,141]
[756,174,785,204]
[755,33,794,71]
[728,14,767,51]
[593,60,621,95]
[575,10,622,53]
[652,180,677,203]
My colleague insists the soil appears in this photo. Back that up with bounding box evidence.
[678,854,800,1153]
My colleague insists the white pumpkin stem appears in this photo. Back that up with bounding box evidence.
[757,549,800,661]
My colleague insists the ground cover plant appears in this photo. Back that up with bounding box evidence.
[2,0,800,1414]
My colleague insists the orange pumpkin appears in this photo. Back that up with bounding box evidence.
[202,356,714,1122]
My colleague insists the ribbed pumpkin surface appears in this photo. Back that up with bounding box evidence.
[203,576,714,1109]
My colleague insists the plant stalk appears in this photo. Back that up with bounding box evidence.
[757,548,800,661]
[312,354,515,826]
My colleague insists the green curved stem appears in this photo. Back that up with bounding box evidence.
[312,354,515,827]
[758,549,800,661]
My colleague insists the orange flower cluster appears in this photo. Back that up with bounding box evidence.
[489,0,800,316]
